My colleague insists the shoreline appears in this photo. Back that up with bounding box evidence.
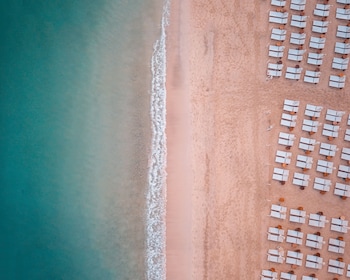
[165,0,350,279]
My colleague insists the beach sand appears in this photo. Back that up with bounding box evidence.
[166,0,350,279]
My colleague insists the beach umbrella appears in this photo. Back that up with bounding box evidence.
[314,252,321,257]
[340,215,346,220]
[337,236,344,241]
[277,225,282,229]
[337,257,343,262]
[279,197,285,203]
[297,206,303,210]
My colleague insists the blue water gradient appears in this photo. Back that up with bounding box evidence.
[0,0,162,279]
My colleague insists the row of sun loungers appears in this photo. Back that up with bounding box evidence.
[270,210,349,233]
[263,265,350,279]
[267,247,347,270]
[273,163,350,184]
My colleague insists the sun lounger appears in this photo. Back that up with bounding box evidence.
[309,37,326,49]
[313,177,331,192]
[331,224,348,233]
[307,52,324,66]
[306,240,323,249]
[302,119,319,133]
[291,20,307,28]
[332,57,349,70]
[345,129,350,142]
[329,237,346,248]
[305,104,322,116]
[296,154,313,169]
[337,0,350,3]
[267,249,285,263]
[268,69,282,77]
[328,245,345,254]
[282,112,297,121]
[347,264,350,277]
[261,269,278,280]
[335,42,350,54]
[286,257,302,266]
[271,28,287,41]
[288,49,305,62]
[290,0,306,11]
[271,0,286,6]
[268,233,284,242]
[336,8,350,20]
[290,32,305,45]
[309,219,325,227]
[314,5,330,17]
[304,71,321,84]
[285,72,301,80]
[280,272,297,280]
[279,132,295,140]
[306,261,322,269]
[281,118,296,128]
[268,254,284,263]
[329,75,346,89]
[337,25,350,38]
[290,215,306,223]
[328,266,344,275]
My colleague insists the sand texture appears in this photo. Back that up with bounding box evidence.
[166,0,350,279]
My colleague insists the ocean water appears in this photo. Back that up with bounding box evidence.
[0,0,168,279]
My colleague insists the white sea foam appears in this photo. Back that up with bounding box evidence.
[146,0,170,279]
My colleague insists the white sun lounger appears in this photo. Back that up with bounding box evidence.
[291,20,307,29]
[305,104,322,116]
[337,25,350,38]
[286,257,302,266]
[313,177,331,192]
[290,32,306,45]
[271,0,286,6]
[314,5,330,17]
[307,52,324,65]
[268,69,282,77]
[337,0,350,3]
[271,29,287,41]
[336,8,350,20]
[288,49,305,61]
[335,42,350,54]
[306,261,323,269]
[285,73,301,80]
[329,245,345,254]
[268,63,283,70]
[304,71,321,84]
[280,119,296,128]
[279,132,295,140]
[268,254,284,263]
[332,57,349,70]
[269,45,285,58]
[280,272,297,280]
[282,112,297,121]
[329,75,346,88]
[296,154,313,169]
[345,129,350,141]
[309,36,326,49]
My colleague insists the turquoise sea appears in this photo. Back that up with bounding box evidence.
[0,0,168,279]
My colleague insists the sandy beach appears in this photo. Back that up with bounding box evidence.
[166,0,350,279]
